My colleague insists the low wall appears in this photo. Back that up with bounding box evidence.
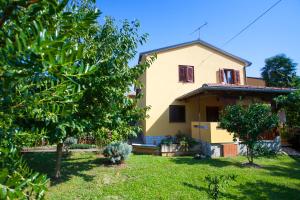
[160,143,202,157]
[238,136,281,155]
[197,137,281,158]
[132,144,160,155]
[197,139,222,158]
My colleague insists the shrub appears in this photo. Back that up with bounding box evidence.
[64,137,78,152]
[0,147,48,199]
[103,142,132,164]
[160,133,197,152]
[175,132,197,151]
[205,174,237,200]
[64,137,78,146]
[252,142,277,157]
[160,136,174,146]
[69,144,96,149]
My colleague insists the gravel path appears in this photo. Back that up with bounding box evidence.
[282,147,300,156]
[21,148,99,153]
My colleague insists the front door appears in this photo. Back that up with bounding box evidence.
[206,106,219,122]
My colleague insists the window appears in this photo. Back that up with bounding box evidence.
[223,69,234,84]
[206,107,219,122]
[169,105,185,122]
[219,69,240,84]
[179,65,194,83]
[135,88,142,96]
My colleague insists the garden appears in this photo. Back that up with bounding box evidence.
[24,152,300,200]
[1,0,300,200]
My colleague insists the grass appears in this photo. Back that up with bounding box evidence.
[23,152,300,200]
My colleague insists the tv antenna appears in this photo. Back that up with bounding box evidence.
[191,22,208,40]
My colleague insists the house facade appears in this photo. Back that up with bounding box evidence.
[138,40,293,156]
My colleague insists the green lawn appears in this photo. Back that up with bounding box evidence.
[24,152,300,200]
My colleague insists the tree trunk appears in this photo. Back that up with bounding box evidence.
[246,145,253,164]
[248,146,254,164]
[55,143,63,179]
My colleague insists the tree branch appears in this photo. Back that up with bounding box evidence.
[0,0,39,28]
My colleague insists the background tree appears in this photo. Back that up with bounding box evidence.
[0,0,153,178]
[276,91,300,128]
[275,91,300,150]
[76,17,154,145]
[219,104,279,165]
[261,54,298,88]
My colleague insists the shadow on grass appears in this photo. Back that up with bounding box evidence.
[237,181,300,200]
[263,156,300,180]
[183,180,300,200]
[182,182,239,199]
[172,155,300,174]
[171,157,243,168]
[23,152,108,186]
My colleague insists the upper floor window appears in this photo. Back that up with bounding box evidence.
[224,69,234,84]
[219,68,240,84]
[135,88,142,96]
[179,65,194,83]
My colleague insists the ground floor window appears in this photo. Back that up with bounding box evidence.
[169,105,186,122]
[206,106,219,122]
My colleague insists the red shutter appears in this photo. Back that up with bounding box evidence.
[235,70,240,85]
[219,69,224,83]
[186,66,194,82]
[179,66,187,82]
[232,70,236,84]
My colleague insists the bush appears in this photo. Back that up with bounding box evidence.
[160,136,174,146]
[69,144,96,149]
[175,132,197,151]
[160,132,197,152]
[0,147,48,199]
[205,174,237,200]
[64,137,78,146]
[103,142,132,164]
[252,142,277,157]
[64,137,78,152]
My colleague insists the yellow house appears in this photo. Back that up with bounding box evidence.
[138,40,293,157]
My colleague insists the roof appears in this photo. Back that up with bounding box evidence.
[139,39,252,66]
[177,83,296,101]
[247,76,264,80]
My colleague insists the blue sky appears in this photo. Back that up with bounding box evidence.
[96,0,300,77]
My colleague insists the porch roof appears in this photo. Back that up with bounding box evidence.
[177,83,296,101]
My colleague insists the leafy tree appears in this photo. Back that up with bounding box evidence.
[75,17,154,145]
[275,91,300,150]
[275,91,300,128]
[0,0,100,178]
[261,54,298,88]
[219,104,279,165]
[0,0,153,178]
[0,147,48,199]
